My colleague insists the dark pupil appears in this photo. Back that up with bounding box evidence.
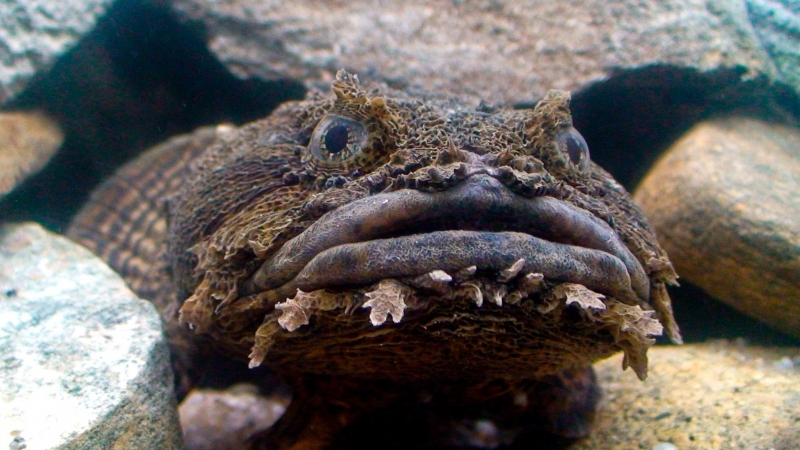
[324,125,349,154]
[565,134,584,165]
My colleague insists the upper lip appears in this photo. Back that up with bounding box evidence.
[240,174,649,308]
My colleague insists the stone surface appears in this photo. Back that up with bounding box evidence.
[575,341,800,449]
[634,117,800,338]
[169,0,781,105]
[0,111,63,198]
[0,0,114,104]
[179,384,288,450]
[746,0,800,93]
[0,222,182,449]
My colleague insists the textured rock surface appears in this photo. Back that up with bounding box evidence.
[0,222,182,449]
[746,0,800,92]
[169,0,781,105]
[0,111,63,198]
[0,0,114,104]
[179,384,288,450]
[634,117,800,338]
[576,341,800,449]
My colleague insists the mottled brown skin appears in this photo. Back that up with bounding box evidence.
[69,71,680,449]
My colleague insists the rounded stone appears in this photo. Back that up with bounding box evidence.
[576,341,800,449]
[0,111,63,199]
[0,223,182,449]
[634,117,800,337]
[179,384,288,450]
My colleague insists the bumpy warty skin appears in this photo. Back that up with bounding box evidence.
[66,69,682,447]
[163,70,679,381]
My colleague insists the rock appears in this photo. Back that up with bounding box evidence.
[634,117,800,338]
[179,384,288,450]
[746,0,800,94]
[0,0,114,104]
[0,111,63,198]
[0,223,182,449]
[169,0,782,105]
[575,341,800,449]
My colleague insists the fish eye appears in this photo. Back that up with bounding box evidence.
[309,116,368,164]
[324,125,350,154]
[557,126,590,171]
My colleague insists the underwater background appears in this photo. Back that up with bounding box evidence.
[1,1,799,449]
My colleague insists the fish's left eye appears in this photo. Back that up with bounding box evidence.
[557,126,590,172]
[308,116,368,164]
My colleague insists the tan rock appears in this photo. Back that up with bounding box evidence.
[179,384,288,450]
[634,117,800,337]
[0,111,63,198]
[576,341,800,450]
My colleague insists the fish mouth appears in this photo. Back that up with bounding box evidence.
[240,174,649,308]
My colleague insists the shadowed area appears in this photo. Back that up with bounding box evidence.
[563,65,800,189]
[0,1,305,232]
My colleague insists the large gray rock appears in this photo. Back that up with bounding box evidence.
[634,117,800,338]
[0,0,113,104]
[0,223,182,449]
[169,0,782,105]
[576,341,800,449]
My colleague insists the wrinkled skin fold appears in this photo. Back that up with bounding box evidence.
[244,174,649,305]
